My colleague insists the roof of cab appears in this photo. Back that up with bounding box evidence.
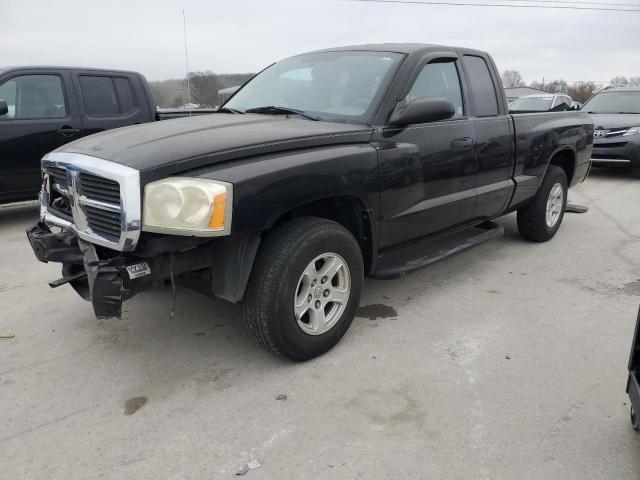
[520,93,560,99]
[0,66,142,76]
[600,86,640,93]
[303,43,487,57]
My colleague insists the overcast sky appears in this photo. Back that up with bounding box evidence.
[2,0,639,83]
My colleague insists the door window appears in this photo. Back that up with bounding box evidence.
[406,61,464,118]
[0,75,67,120]
[79,75,138,116]
[462,56,499,117]
[79,75,119,116]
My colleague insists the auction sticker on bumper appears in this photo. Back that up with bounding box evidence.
[125,262,151,279]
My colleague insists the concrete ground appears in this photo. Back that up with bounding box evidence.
[1,168,639,479]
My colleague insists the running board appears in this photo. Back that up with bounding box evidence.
[373,221,504,279]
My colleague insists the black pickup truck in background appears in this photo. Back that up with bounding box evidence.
[26,44,593,360]
[0,66,215,203]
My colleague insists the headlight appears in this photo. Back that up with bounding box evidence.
[623,126,640,136]
[142,177,232,236]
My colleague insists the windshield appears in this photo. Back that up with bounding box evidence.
[582,91,640,114]
[225,51,404,124]
[509,96,553,111]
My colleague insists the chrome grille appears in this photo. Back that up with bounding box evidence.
[605,129,629,138]
[40,152,141,251]
[78,173,121,204]
[84,205,122,239]
[47,166,68,190]
[43,165,73,218]
[76,172,123,239]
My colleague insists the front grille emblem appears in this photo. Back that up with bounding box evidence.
[594,130,606,138]
[68,170,89,230]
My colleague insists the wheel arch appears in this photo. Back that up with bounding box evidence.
[265,195,378,277]
[546,148,576,185]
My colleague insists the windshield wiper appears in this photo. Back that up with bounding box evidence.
[217,106,245,114]
[245,106,320,121]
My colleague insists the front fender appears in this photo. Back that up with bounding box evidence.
[195,144,380,233]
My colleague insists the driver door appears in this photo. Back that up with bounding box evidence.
[377,58,477,250]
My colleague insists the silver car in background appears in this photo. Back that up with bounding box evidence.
[509,93,574,112]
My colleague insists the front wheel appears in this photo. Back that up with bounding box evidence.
[243,217,364,361]
[632,407,639,431]
[517,165,568,242]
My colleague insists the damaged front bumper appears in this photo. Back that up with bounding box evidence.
[26,222,213,319]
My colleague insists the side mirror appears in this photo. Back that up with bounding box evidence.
[0,100,8,116]
[390,97,455,126]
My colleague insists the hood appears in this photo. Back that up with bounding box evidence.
[56,113,372,180]
[588,113,640,131]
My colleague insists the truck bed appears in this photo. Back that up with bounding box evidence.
[508,111,593,209]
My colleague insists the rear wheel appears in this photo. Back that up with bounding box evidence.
[243,217,364,361]
[517,165,568,242]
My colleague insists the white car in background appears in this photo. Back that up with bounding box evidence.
[509,93,574,112]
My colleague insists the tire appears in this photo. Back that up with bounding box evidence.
[631,164,640,178]
[632,407,639,431]
[243,217,364,361]
[517,165,568,242]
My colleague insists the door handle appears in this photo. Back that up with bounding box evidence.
[57,126,81,137]
[451,137,475,151]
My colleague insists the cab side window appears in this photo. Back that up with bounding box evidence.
[462,55,499,117]
[79,75,119,116]
[79,75,138,116]
[0,75,67,120]
[406,61,464,119]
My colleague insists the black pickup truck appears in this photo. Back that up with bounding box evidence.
[26,44,593,360]
[0,66,215,203]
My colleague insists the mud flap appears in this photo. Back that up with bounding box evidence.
[78,239,123,319]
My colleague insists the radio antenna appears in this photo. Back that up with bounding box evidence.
[182,10,192,113]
